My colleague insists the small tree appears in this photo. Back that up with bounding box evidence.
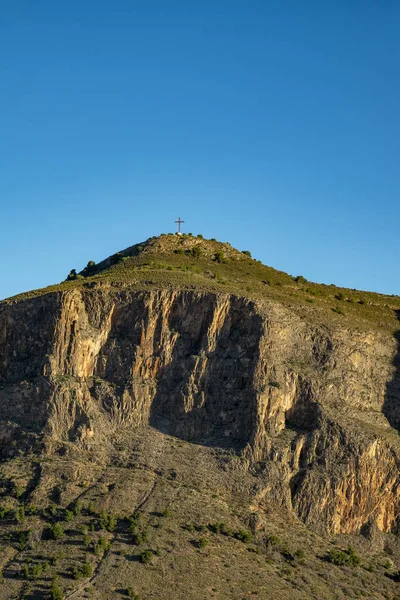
[51,523,64,540]
[191,245,202,258]
[140,549,154,564]
[67,269,77,281]
[50,577,64,600]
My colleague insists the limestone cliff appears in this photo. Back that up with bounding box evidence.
[1,283,399,536]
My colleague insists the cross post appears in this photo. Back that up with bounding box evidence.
[175,216,184,234]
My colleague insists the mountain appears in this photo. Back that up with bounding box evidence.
[0,233,399,600]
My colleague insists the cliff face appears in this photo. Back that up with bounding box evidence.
[0,287,399,535]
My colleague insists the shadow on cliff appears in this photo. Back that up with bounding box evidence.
[383,310,400,430]
[148,297,262,450]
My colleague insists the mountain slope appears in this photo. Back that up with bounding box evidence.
[0,234,399,599]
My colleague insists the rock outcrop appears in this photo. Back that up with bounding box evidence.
[0,286,399,535]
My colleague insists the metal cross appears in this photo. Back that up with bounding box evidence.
[175,216,184,234]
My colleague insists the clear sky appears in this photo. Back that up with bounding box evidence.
[1,1,399,300]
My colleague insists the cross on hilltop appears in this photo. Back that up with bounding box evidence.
[175,216,184,234]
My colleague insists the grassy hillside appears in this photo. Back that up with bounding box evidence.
[4,233,400,334]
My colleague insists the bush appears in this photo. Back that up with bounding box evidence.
[73,500,83,516]
[110,252,124,265]
[64,509,74,522]
[140,549,154,564]
[67,269,77,281]
[213,252,225,263]
[191,245,202,258]
[266,535,281,548]
[15,506,25,524]
[26,504,38,516]
[32,563,43,581]
[234,530,253,543]
[87,501,96,516]
[50,523,64,540]
[197,537,208,548]
[242,250,252,257]
[208,522,231,535]
[82,261,96,276]
[327,546,360,566]
[94,537,111,556]
[50,577,64,600]
[99,511,117,532]
[294,275,307,284]
[17,531,26,551]
[0,506,7,519]
[268,380,281,389]
[72,561,93,580]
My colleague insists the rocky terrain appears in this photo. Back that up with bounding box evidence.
[0,233,399,599]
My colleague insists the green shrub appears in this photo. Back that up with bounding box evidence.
[294,275,307,284]
[26,504,38,516]
[87,501,96,515]
[22,563,30,579]
[197,537,208,548]
[126,587,140,599]
[72,561,93,580]
[191,245,202,258]
[140,549,154,564]
[242,250,252,257]
[64,509,74,522]
[17,531,26,551]
[73,500,83,516]
[82,261,96,276]
[32,563,43,581]
[110,252,124,265]
[50,577,64,600]
[0,506,7,519]
[268,380,281,389]
[234,530,253,543]
[213,252,225,263]
[99,511,117,532]
[208,522,231,535]
[327,545,360,566]
[94,537,111,556]
[67,269,78,281]
[50,523,64,540]
[48,503,58,517]
[15,506,25,524]
[266,535,281,548]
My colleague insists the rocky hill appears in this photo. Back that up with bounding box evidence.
[0,234,399,599]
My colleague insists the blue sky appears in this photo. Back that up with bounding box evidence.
[1,1,399,299]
